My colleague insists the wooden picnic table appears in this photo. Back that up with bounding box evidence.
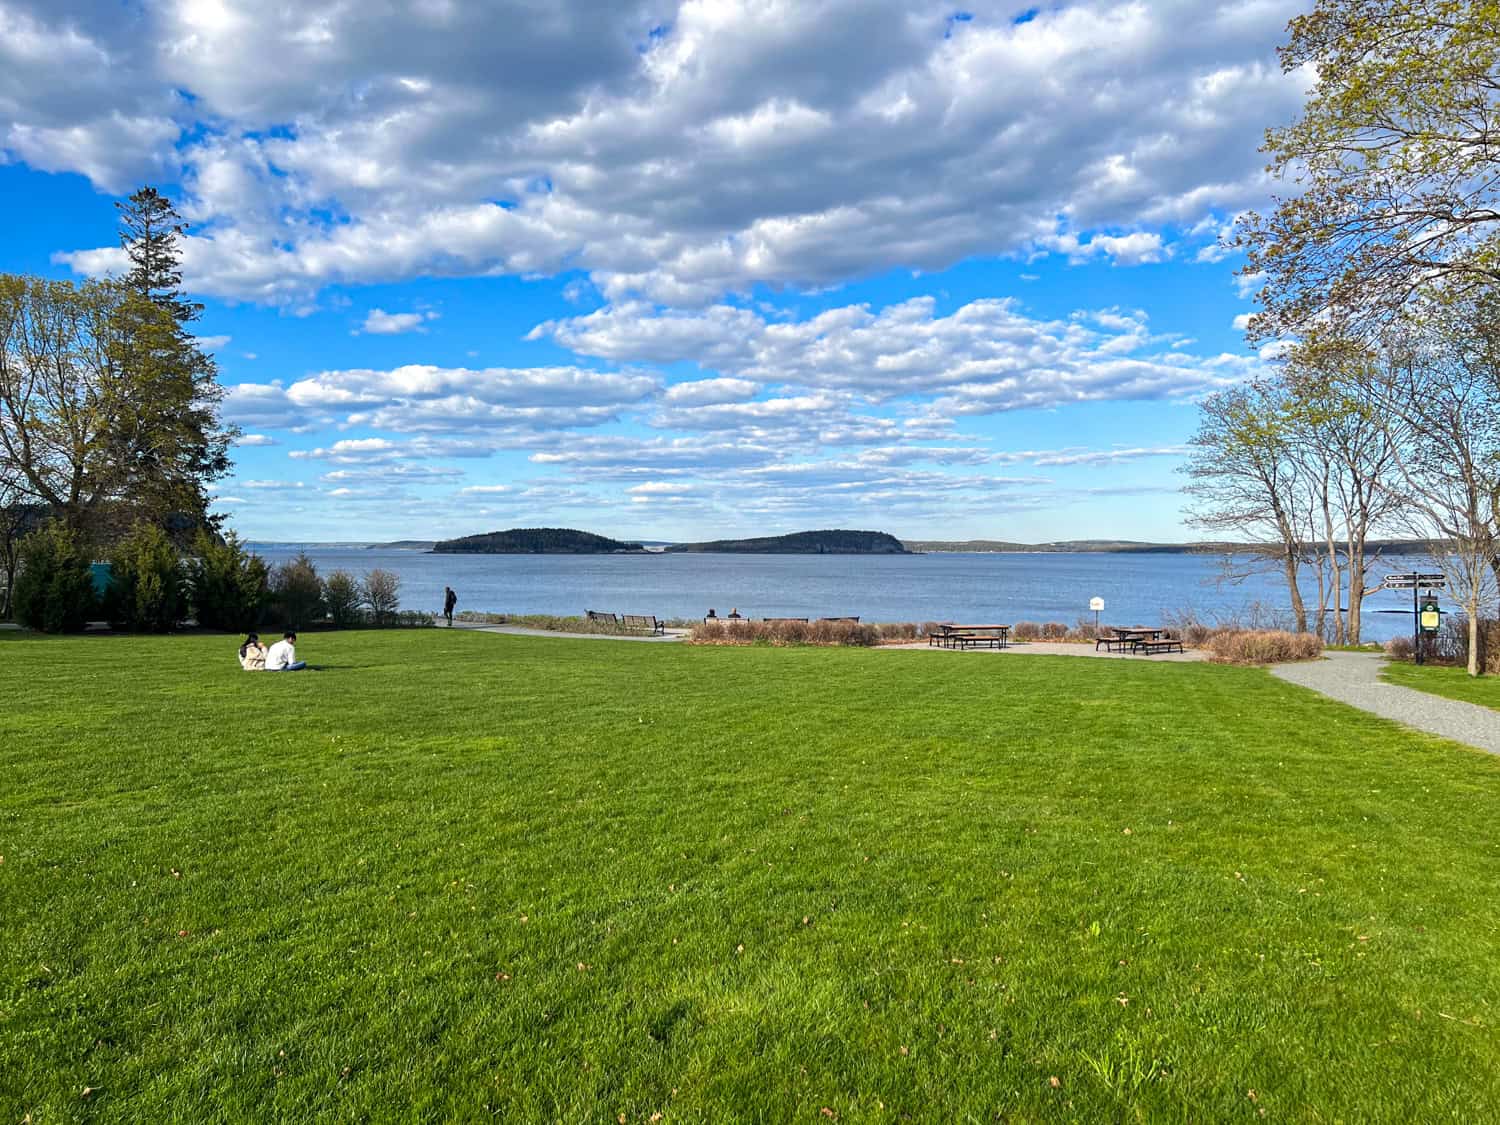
[930,623,1010,650]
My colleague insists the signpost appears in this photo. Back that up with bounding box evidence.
[1090,596,1104,634]
[1381,572,1446,664]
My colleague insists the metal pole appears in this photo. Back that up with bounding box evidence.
[1414,581,1422,665]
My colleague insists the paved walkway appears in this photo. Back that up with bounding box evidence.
[449,622,688,643]
[1271,651,1500,756]
[886,639,1206,663]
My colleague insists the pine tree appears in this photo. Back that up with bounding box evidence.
[116,187,203,324]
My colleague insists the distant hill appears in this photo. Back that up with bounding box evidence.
[667,529,908,554]
[431,528,646,554]
[370,540,436,550]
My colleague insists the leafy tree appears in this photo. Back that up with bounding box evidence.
[11,522,97,633]
[324,570,364,628]
[362,569,401,626]
[1241,0,1500,335]
[104,521,188,632]
[0,270,230,540]
[270,553,325,629]
[189,530,269,632]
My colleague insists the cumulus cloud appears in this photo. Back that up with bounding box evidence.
[21,0,1307,304]
[226,364,660,433]
[357,308,439,335]
[538,295,1260,414]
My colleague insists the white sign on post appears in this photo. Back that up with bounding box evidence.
[1090,597,1105,612]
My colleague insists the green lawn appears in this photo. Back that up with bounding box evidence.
[1383,661,1500,712]
[4,630,1500,1122]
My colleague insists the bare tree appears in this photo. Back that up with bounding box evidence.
[1183,380,1315,633]
[1351,301,1500,674]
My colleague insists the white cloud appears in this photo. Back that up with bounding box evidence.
[227,364,660,433]
[234,432,277,446]
[21,0,1306,305]
[538,295,1261,414]
[358,308,439,335]
[194,334,233,350]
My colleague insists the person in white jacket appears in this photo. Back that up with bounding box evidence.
[265,631,308,671]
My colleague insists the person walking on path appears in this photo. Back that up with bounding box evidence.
[443,586,458,627]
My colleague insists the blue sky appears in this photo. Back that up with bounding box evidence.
[0,0,1305,543]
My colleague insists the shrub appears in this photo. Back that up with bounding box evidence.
[324,570,364,628]
[270,553,325,628]
[104,522,188,632]
[12,522,96,633]
[1205,630,1323,666]
[1041,621,1068,640]
[363,568,401,626]
[190,531,269,632]
[1383,635,1414,661]
[690,620,905,647]
[1427,615,1500,672]
[1011,621,1041,640]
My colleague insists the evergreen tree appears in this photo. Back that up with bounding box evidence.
[116,187,203,324]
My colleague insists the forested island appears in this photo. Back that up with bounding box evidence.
[902,538,1446,555]
[667,529,908,554]
[431,528,645,554]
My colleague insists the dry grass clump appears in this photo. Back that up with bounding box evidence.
[690,620,921,647]
[1206,629,1323,666]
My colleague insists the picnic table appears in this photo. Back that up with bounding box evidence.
[1097,626,1182,655]
[929,623,1010,650]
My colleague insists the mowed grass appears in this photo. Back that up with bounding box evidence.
[4,630,1500,1123]
[1383,661,1500,712]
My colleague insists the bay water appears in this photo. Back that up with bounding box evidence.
[250,546,1435,643]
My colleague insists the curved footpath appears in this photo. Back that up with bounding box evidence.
[1272,651,1500,756]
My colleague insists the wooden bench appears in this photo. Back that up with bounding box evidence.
[621,613,665,635]
[932,623,1010,649]
[1134,637,1184,655]
[585,610,619,625]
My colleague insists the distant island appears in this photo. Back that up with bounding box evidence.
[369,540,437,550]
[667,529,908,554]
[431,528,646,554]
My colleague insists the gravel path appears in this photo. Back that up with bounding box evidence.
[449,622,687,643]
[1271,651,1500,756]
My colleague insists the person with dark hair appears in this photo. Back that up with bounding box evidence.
[265,631,308,671]
[238,632,267,671]
[443,585,458,627]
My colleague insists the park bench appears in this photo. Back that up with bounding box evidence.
[621,613,665,635]
[1134,637,1184,655]
[586,609,620,625]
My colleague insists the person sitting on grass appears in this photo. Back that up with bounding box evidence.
[265,631,308,672]
[238,632,267,671]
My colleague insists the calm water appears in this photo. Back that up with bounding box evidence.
[251,547,1432,642]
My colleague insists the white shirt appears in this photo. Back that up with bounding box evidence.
[265,639,297,670]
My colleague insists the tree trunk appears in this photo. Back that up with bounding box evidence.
[1283,549,1308,633]
[1347,545,1365,645]
[1469,610,1481,678]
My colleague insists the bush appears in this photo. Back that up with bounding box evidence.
[324,570,364,628]
[12,522,96,633]
[1011,621,1041,640]
[1383,635,1415,661]
[1041,621,1068,640]
[1427,615,1500,672]
[363,568,401,626]
[270,553,325,628]
[1205,630,1323,666]
[690,620,902,647]
[190,531,269,632]
[103,522,188,632]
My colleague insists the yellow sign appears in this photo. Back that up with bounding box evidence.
[1420,600,1441,632]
